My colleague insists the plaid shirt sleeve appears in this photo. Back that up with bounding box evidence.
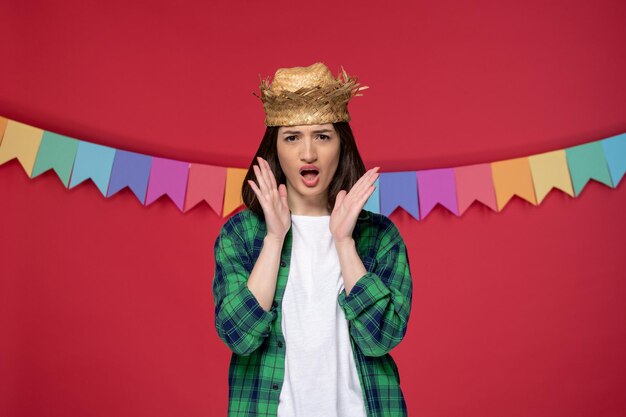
[337,220,413,357]
[212,216,277,356]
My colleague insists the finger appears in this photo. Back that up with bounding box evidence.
[257,157,275,197]
[354,167,378,193]
[369,171,380,187]
[247,179,265,204]
[349,172,378,210]
[351,186,375,217]
[278,183,289,208]
[358,173,379,201]
[249,179,274,216]
[261,157,278,191]
[333,190,347,211]
[347,185,375,218]
[361,169,379,191]
[262,162,280,208]
[253,164,269,195]
[350,167,379,198]
[360,184,376,204]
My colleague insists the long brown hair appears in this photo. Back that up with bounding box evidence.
[241,122,367,218]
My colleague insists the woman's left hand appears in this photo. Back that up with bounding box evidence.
[330,167,380,244]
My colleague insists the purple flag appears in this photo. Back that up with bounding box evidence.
[379,171,419,220]
[416,168,460,218]
[145,157,190,211]
[107,150,152,203]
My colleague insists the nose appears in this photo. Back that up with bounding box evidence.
[299,137,317,161]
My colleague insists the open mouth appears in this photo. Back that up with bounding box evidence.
[300,169,319,180]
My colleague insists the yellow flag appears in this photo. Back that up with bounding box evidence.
[0,116,7,144]
[0,120,44,176]
[528,150,574,203]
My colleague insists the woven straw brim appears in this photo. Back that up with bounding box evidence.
[254,68,367,127]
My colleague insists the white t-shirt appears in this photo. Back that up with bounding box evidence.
[277,214,367,417]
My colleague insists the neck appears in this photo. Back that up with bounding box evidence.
[286,184,329,216]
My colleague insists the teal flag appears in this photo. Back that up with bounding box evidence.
[31,131,79,187]
[565,141,612,196]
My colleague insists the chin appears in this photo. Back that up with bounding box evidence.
[296,183,327,195]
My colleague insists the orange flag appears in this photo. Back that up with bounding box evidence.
[491,157,537,211]
[222,168,247,217]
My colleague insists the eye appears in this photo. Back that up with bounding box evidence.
[318,134,330,140]
[285,135,297,142]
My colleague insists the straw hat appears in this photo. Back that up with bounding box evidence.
[254,62,368,127]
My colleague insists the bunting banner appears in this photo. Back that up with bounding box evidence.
[1,115,625,219]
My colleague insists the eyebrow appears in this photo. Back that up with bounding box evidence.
[281,129,334,135]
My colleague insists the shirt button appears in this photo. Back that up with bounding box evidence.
[280,260,286,267]
[277,340,283,348]
[272,383,279,390]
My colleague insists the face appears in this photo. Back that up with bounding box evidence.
[276,123,341,211]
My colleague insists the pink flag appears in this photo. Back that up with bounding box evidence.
[454,163,497,214]
[416,168,459,218]
[184,163,227,214]
[145,157,190,211]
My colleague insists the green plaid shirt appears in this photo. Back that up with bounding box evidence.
[212,208,413,416]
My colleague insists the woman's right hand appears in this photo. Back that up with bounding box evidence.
[247,156,291,241]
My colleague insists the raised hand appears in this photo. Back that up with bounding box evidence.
[329,167,380,244]
[247,156,291,241]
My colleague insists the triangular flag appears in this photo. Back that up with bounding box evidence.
[528,149,574,203]
[491,157,537,211]
[363,177,380,213]
[68,141,116,196]
[601,133,626,187]
[379,171,419,220]
[184,163,227,215]
[565,141,613,196]
[144,157,190,211]
[416,168,459,218]
[0,116,7,144]
[222,168,247,217]
[454,163,497,214]
[31,131,80,187]
[107,150,152,204]
[0,119,43,176]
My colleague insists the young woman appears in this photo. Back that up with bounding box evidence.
[213,62,413,417]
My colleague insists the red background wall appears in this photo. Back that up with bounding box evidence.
[1,1,625,416]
